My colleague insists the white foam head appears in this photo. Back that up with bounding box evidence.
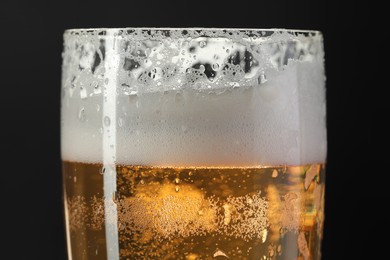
[61,28,326,167]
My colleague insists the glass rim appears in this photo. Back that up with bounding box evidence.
[64,27,322,35]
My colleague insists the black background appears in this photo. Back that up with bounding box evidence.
[0,0,384,259]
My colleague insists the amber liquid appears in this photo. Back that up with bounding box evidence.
[63,162,325,259]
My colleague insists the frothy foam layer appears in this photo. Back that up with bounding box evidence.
[61,29,326,166]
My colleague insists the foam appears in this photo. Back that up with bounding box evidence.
[61,29,326,166]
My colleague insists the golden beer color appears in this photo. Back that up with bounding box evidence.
[63,161,325,259]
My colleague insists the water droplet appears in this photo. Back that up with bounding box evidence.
[272,170,278,178]
[175,92,183,103]
[199,41,206,48]
[188,171,193,176]
[104,78,109,85]
[175,186,180,192]
[99,127,103,134]
[305,165,318,190]
[175,178,180,184]
[223,204,232,225]
[199,65,205,73]
[213,250,229,258]
[258,72,267,84]
[186,254,199,260]
[126,89,138,96]
[96,104,100,112]
[78,107,86,122]
[226,49,230,53]
[212,63,220,70]
[92,82,101,94]
[80,87,87,99]
[112,191,118,202]
[104,116,111,126]
[128,94,139,105]
[73,176,77,182]
[261,229,268,243]
[118,117,123,127]
[198,210,204,216]
[100,167,105,175]
[140,179,145,184]
[282,164,288,174]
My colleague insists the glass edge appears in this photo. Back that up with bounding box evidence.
[63,27,322,36]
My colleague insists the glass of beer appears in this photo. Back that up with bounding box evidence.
[61,28,326,259]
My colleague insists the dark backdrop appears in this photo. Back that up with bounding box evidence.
[0,0,383,259]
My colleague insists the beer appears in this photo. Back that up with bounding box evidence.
[63,162,324,259]
[62,28,326,259]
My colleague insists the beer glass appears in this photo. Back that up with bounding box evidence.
[61,28,326,259]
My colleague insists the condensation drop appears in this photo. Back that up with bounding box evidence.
[199,41,206,48]
[223,203,232,225]
[100,167,105,175]
[80,87,87,99]
[175,186,180,192]
[186,254,199,260]
[213,250,229,258]
[128,94,139,105]
[93,83,102,95]
[272,170,278,178]
[212,63,220,70]
[78,107,86,122]
[175,92,183,103]
[124,88,138,96]
[175,178,180,184]
[258,72,267,84]
[261,229,268,243]
[96,104,100,112]
[114,191,120,202]
[118,117,123,127]
[104,78,109,85]
[305,165,318,190]
[199,65,205,73]
[104,116,111,126]
[277,244,282,254]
